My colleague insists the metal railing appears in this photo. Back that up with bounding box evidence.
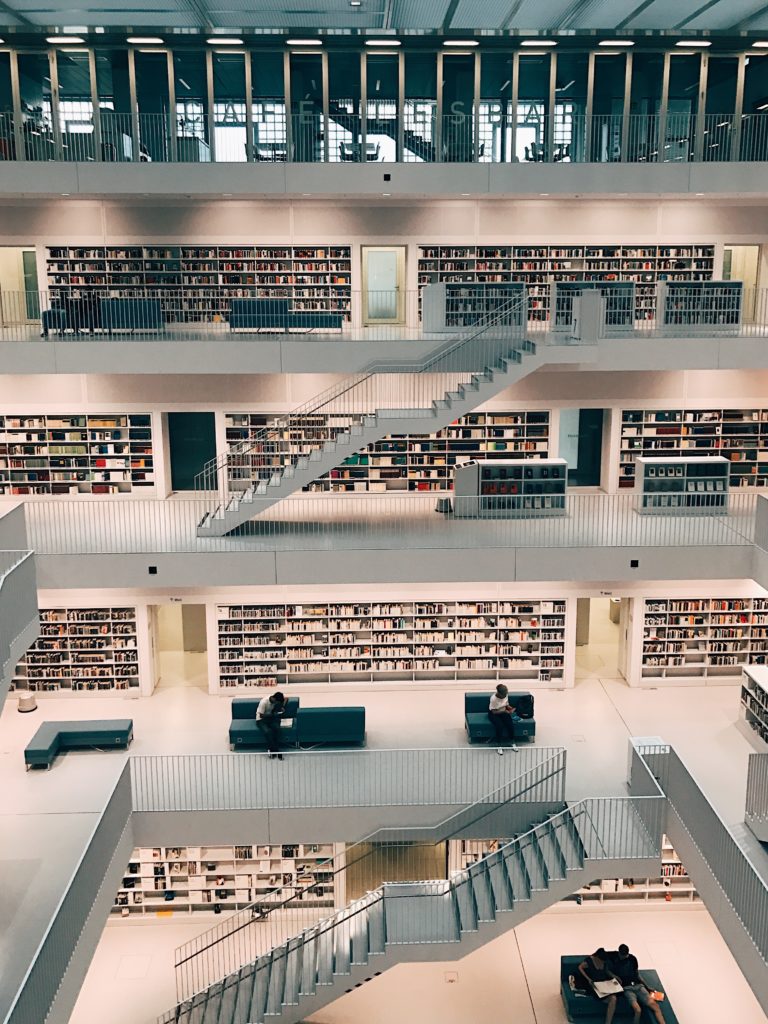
[193,294,532,513]
[22,490,759,555]
[745,753,768,829]
[603,286,768,338]
[171,747,566,1000]
[3,111,768,165]
[0,550,38,697]
[637,744,768,972]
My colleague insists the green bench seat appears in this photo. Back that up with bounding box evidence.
[229,697,300,749]
[296,706,366,748]
[464,691,536,744]
[25,719,134,769]
[561,955,678,1022]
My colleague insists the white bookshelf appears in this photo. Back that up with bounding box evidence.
[0,413,154,495]
[636,456,729,514]
[12,607,140,693]
[113,843,345,917]
[216,598,571,688]
[640,597,768,684]
[740,665,768,749]
[576,836,698,904]
[224,410,551,494]
[619,407,768,490]
[453,458,567,517]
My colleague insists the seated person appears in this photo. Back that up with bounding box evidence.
[608,944,664,1024]
[256,690,287,760]
[578,948,620,1024]
[488,683,521,745]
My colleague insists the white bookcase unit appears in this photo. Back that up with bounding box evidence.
[224,410,551,494]
[216,598,572,688]
[636,456,729,514]
[658,280,742,330]
[12,607,140,693]
[46,245,352,324]
[421,282,526,332]
[0,413,154,495]
[575,836,697,904]
[740,665,768,749]
[113,843,345,917]
[640,597,768,684]
[619,407,768,490]
[417,243,715,323]
[453,458,567,517]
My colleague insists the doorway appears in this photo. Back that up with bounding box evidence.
[167,412,217,491]
[0,246,39,325]
[575,597,622,682]
[152,603,208,690]
[723,244,761,322]
[361,245,406,325]
[558,408,605,487]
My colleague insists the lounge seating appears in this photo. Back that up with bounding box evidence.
[229,696,300,750]
[229,298,343,332]
[296,706,366,748]
[464,691,536,744]
[24,719,134,769]
[100,298,164,334]
[560,955,678,1022]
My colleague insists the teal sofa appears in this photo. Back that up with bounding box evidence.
[24,719,134,769]
[296,706,366,748]
[464,691,536,744]
[229,697,299,749]
[560,955,678,1022]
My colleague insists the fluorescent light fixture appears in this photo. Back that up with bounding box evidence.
[599,39,634,46]
[46,36,84,44]
[350,0,362,5]
[0,38,5,44]
[365,39,401,46]
[675,39,711,46]
[521,39,556,46]
[287,38,323,45]
[207,37,243,45]
[382,192,391,196]
[752,41,768,47]
[443,40,479,46]
[540,192,550,196]
[127,36,163,44]
[758,102,768,110]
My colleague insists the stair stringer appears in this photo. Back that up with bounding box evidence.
[197,345,548,537]
[268,854,659,1024]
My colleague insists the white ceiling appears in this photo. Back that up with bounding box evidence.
[2,0,768,33]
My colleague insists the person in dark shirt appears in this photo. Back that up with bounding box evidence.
[609,944,664,1023]
[578,949,618,1023]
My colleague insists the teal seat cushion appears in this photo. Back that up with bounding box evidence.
[297,707,366,746]
[560,956,678,1022]
[229,718,297,748]
[25,719,133,767]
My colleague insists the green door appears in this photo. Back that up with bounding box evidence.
[168,412,217,491]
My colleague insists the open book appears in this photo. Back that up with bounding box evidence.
[592,979,624,998]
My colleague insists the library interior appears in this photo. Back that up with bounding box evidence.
[2,4,768,1024]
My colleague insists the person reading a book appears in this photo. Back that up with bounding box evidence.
[488,684,521,747]
[578,949,620,1023]
[609,945,664,1024]
[256,691,287,759]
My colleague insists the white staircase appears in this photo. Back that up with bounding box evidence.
[158,798,662,1024]
[196,301,545,537]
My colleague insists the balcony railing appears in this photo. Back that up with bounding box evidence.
[2,111,768,165]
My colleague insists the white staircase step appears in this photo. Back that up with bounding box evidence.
[333,922,352,976]
[486,852,514,911]
[520,835,548,891]
[367,897,386,954]
[501,844,532,902]
[316,928,334,986]
[201,981,222,1024]
[265,948,286,1015]
[282,939,302,1007]
[350,908,370,965]
[466,865,495,923]
[453,873,479,933]
[535,823,568,881]
[232,964,257,1024]
[299,929,318,997]
[248,957,271,1024]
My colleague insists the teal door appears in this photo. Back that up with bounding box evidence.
[168,412,217,491]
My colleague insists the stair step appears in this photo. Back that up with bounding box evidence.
[334,917,352,976]
[316,926,335,985]
[231,964,257,1024]
[486,851,514,911]
[201,981,223,1024]
[556,811,586,869]
[534,824,568,882]
[300,929,318,996]
[350,905,370,965]
[216,973,239,1024]
[501,843,532,902]
[453,873,479,933]
[266,947,287,1015]
[520,835,549,892]
[283,939,302,1007]
[367,895,386,954]
[187,994,208,1024]
[467,863,496,923]
[248,956,271,1024]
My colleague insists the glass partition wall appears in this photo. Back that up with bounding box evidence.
[1,42,766,164]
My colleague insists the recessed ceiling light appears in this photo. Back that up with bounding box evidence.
[61,193,70,196]
[675,39,711,47]
[302,193,312,196]
[695,192,705,196]
[540,192,550,196]
[46,36,84,44]
[443,40,479,47]
[287,38,323,45]
[382,192,391,196]
[599,40,634,46]
[461,193,471,196]
[350,0,362,5]
[366,39,401,46]
[127,36,163,44]
[222,193,233,197]
[206,37,243,45]
[521,39,556,47]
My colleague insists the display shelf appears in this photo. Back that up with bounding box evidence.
[575,836,698,903]
[0,413,153,495]
[740,665,768,749]
[224,410,551,494]
[641,597,768,683]
[453,458,567,517]
[619,407,768,490]
[12,607,139,693]
[417,244,715,323]
[217,598,569,687]
[46,245,352,324]
[112,843,344,917]
[636,456,729,514]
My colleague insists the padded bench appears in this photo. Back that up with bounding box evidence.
[24,719,134,770]
[100,298,164,334]
[229,696,300,750]
[229,298,343,332]
[464,691,536,744]
[296,706,366,748]
[560,956,678,1023]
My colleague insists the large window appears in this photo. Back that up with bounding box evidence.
[17,52,54,160]
[212,51,246,161]
[404,52,436,162]
[174,50,211,161]
[479,52,512,163]
[366,52,398,161]
[442,52,475,161]
[252,52,286,161]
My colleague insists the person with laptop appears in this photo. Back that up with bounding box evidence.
[577,948,622,1023]
[488,683,521,748]
[608,944,665,1024]
[256,691,287,759]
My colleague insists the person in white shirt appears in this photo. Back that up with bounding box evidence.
[488,684,521,744]
[256,691,287,759]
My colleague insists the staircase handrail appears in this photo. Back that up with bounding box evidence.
[161,794,664,1021]
[0,550,36,689]
[173,746,565,993]
[194,293,530,495]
